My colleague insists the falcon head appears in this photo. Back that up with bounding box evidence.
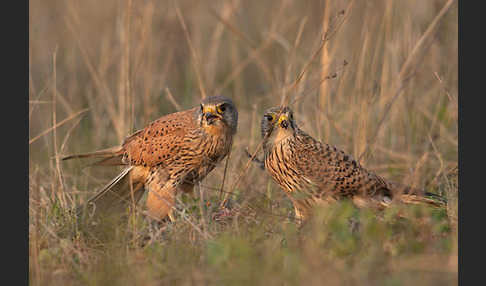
[199,95,238,135]
[261,106,296,148]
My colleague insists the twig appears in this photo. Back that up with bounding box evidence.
[208,5,256,49]
[426,134,445,189]
[213,14,298,95]
[174,1,207,99]
[244,148,265,170]
[283,0,355,106]
[51,46,67,208]
[218,149,232,201]
[164,87,182,112]
[289,60,348,106]
[30,108,90,145]
[358,0,456,161]
[63,8,121,139]
[221,137,267,208]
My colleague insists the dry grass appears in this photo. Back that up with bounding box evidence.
[29,0,458,285]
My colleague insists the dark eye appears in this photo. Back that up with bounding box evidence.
[264,114,274,121]
[290,113,293,120]
[219,104,226,112]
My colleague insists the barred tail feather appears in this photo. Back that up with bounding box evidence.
[388,181,447,208]
[398,193,446,208]
[62,146,125,166]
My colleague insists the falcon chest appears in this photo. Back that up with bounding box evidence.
[264,137,309,194]
[185,125,232,182]
[202,124,233,161]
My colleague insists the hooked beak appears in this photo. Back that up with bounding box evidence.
[202,106,222,124]
[277,113,290,129]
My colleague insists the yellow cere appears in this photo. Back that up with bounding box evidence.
[277,114,288,125]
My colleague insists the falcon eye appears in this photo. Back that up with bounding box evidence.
[217,104,226,114]
[264,114,274,121]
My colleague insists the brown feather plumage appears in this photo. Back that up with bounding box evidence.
[64,96,238,221]
[261,106,445,222]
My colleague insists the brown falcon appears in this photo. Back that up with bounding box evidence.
[260,106,445,223]
[63,95,238,221]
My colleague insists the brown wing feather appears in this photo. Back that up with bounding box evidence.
[77,165,150,216]
[292,131,445,208]
[293,131,387,199]
[122,107,198,167]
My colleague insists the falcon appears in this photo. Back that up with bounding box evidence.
[261,106,445,222]
[63,95,238,221]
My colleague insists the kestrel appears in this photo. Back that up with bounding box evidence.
[260,106,445,223]
[63,95,238,222]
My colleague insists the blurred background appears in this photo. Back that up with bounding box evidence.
[29,0,457,285]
